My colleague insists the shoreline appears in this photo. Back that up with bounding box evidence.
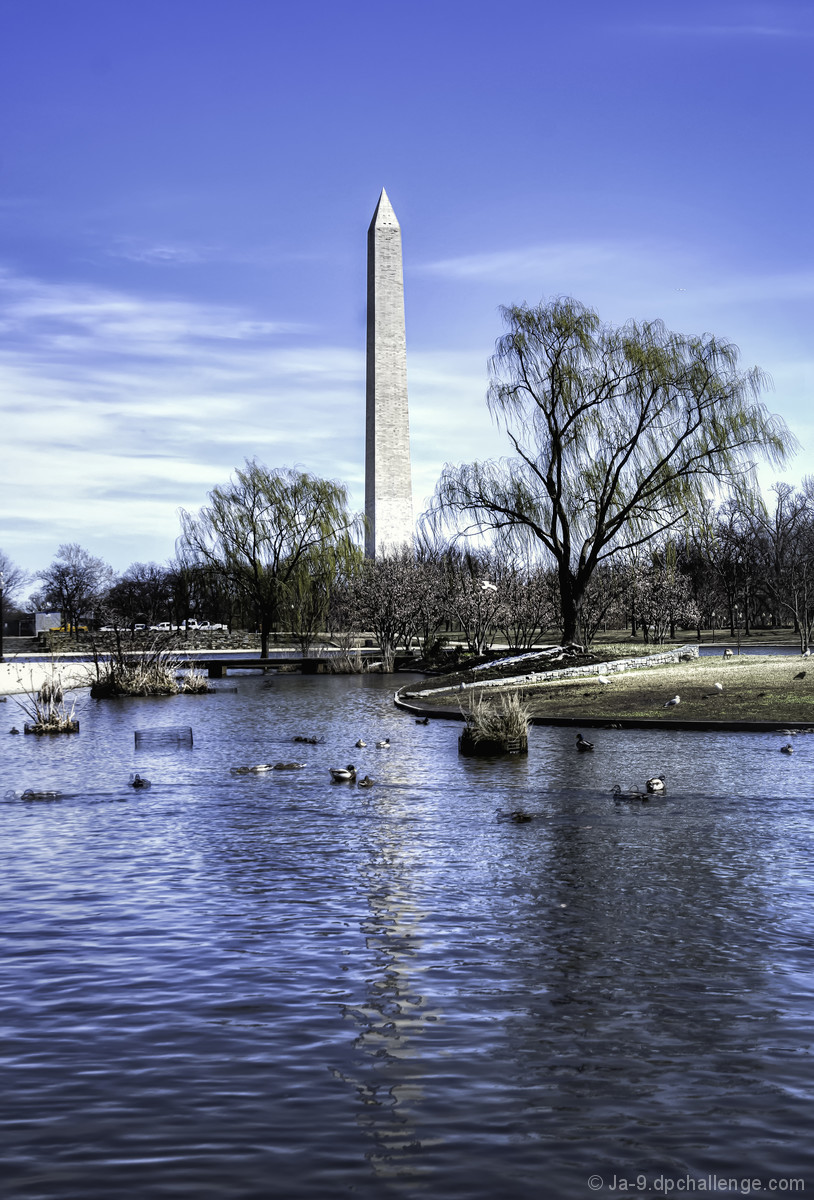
[395,646,814,733]
[394,689,814,733]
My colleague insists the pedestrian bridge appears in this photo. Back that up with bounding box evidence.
[180,652,417,678]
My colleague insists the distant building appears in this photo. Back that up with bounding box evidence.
[35,612,62,633]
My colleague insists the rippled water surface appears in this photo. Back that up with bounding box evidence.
[2,672,814,1199]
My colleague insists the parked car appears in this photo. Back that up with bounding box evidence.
[150,622,178,632]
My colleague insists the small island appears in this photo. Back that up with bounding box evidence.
[398,642,814,730]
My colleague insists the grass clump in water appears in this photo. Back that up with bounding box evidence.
[460,692,530,755]
[90,642,183,698]
[17,674,79,735]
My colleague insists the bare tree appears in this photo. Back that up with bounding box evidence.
[35,543,115,637]
[494,555,557,650]
[747,481,814,651]
[631,546,701,645]
[425,297,795,643]
[104,562,172,630]
[178,459,362,658]
[354,550,424,672]
[441,547,504,656]
[0,549,29,609]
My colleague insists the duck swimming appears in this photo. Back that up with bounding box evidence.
[231,763,274,775]
[330,764,357,782]
[129,774,152,789]
[496,808,534,823]
[781,743,794,754]
[646,775,666,794]
[273,762,306,770]
[355,739,366,748]
[375,739,390,749]
[611,784,648,801]
[575,733,594,751]
[415,717,429,725]
[357,775,374,788]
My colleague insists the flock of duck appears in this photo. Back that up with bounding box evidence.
[223,735,393,789]
[13,711,801,807]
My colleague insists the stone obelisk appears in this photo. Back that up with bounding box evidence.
[365,188,413,558]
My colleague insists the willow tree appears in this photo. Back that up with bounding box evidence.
[424,298,796,644]
[178,460,362,658]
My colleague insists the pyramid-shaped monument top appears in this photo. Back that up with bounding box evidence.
[369,188,400,231]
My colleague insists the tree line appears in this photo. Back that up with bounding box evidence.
[3,297,808,657]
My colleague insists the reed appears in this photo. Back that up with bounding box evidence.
[179,668,210,694]
[17,673,79,735]
[459,691,529,755]
[90,641,182,697]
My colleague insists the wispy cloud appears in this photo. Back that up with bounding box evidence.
[642,24,809,37]
[107,239,211,265]
[0,268,364,572]
[417,241,629,284]
[417,239,814,312]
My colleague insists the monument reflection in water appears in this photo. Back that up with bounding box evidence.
[2,671,813,1198]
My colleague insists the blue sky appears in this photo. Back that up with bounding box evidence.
[1,0,813,582]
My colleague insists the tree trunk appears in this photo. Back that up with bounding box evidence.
[558,567,581,644]
[379,632,395,673]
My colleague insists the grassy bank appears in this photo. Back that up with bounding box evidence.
[409,654,814,725]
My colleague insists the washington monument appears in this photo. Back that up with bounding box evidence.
[365,188,414,558]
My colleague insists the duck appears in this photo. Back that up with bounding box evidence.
[129,774,152,789]
[781,743,794,754]
[415,717,429,725]
[9,727,20,734]
[645,775,666,794]
[231,763,274,775]
[272,761,306,770]
[355,739,366,748]
[330,764,357,782]
[357,775,374,788]
[496,808,534,823]
[293,735,320,744]
[375,738,390,749]
[575,733,594,752]
[611,784,648,801]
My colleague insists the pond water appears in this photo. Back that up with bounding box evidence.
[2,673,813,1199]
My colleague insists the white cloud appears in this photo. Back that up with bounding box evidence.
[0,268,365,573]
[1,247,812,578]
